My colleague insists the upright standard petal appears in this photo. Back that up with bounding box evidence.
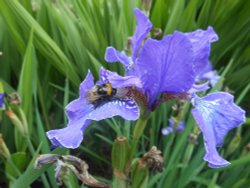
[185,26,218,77]
[191,92,245,168]
[105,47,133,71]
[97,68,142,88]
[131,8,152,61]
[135,32,195,106]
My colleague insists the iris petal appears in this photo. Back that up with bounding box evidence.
[104,47,132,71]
[136,32,195,106]
[87,99,139,121]
[97,68,142,88]
[0,93,4,109]
[191,92,245,168]
[47,119,91,149]
[132,8,152,61]
[185,26,218,77]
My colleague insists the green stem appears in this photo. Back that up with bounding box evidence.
[113,176,128,188]
[130,117,149,159]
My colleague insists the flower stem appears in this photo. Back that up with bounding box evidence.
[130,117,149,158]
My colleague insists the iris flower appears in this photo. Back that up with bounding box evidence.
[47,68,141,148]
[161,118,185,136]
[105,9,219,109]
[0,83,4,109]
[105,9,245,167]
[0,93,4,109]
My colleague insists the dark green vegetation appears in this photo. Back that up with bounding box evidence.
[0,0,250,187]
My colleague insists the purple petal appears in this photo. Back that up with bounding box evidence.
[191,92,245,168]
[97,68,142,88]
[176,121,185,132]
[161,127,174,136]
[86,99,139,121]
[162,118,185,136]
[79,70,95,98]
[132,8,152,61]
[192,108,230,168]
[185,26,218,77]
[66,71,94,122]
[65,98,93,125]
[104,47,133,71]
[136,32,195,105]
[47,119,91,148]
[200,70,220,87]
[0,93,4,109]
[188,82,210,94]
[168,118,185,132]
[168,118,175,128]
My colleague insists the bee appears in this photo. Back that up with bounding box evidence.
[86,83,131,108]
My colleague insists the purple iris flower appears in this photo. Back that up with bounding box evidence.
[105,8,246,168]
[106,9,196,108]
[162,118,185,136]
[47,68,142,148]
[191,92,245,168]
[0,93,4,109]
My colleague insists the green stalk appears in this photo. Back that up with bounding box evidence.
[130,116,149,159]
[112,177,128,188]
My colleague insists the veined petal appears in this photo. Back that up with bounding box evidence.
[79,70,95,98]
[97,68,142,88]
[192,108,230,168]
[47,119,91,149]
[185,26,218,76]
[86,99,139,121]
[132,8,152,61]
[105,47,132,71]
[191,92,245,168]
[66,71,94,123]
[65,98,93,125]
[136,32,195,106]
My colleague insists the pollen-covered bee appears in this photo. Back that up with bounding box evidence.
[86,83,131,108]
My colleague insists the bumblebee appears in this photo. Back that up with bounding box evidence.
[86,83,146,109]
[86,83,122,108]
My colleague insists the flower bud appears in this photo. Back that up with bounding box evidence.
[5,110,27,136]
[0,134,10,159]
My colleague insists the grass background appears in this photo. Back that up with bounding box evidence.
[0,0,250,187]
